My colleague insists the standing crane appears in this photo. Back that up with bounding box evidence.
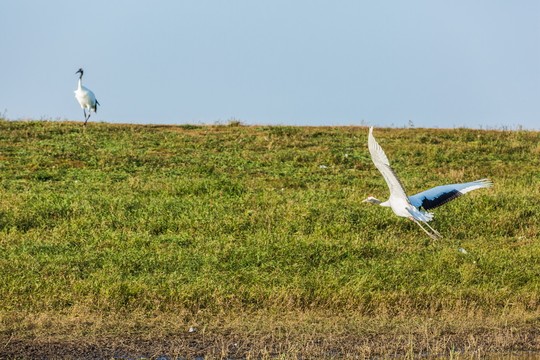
[362,127,492,239]
[74,68,100,126]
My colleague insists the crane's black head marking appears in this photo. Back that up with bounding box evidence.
[76,68,83,75]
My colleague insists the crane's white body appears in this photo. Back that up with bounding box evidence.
[75,79,97,112]
[74,68,99,126]
[363,127,492,239]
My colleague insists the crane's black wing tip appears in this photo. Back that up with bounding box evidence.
[420,189,462,210]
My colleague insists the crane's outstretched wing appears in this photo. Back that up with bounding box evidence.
[409,179,492,210]
[367,127,409,201]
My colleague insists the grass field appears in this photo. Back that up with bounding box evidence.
[0,119,538,358]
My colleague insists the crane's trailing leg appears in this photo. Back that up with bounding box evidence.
[410,217,438,240]
[422,220,443,238]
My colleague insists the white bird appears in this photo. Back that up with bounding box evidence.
[74,68,100,126]
[362,127,492,239]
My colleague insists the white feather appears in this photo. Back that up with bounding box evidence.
[367,127,432,222]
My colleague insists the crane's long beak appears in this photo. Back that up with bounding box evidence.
[361,199,368,203]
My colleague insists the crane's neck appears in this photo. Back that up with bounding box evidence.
[77,77,82,90]
[364,196,390,207]
[367,197,388,206]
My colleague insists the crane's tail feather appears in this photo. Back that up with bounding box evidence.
[407,206,433,222]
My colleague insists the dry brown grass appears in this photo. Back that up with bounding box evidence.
[2,308,539,359]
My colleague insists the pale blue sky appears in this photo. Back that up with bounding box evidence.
[1,1,538,129]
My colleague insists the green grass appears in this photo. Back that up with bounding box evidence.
[0,120,538,320]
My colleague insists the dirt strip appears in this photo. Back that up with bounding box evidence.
[2,328,539,360]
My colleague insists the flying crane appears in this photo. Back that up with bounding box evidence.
[362,127,492,239]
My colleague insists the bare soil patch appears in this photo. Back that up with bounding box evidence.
[2,311,539,359]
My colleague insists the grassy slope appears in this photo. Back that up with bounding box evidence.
[0,120,538,351]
